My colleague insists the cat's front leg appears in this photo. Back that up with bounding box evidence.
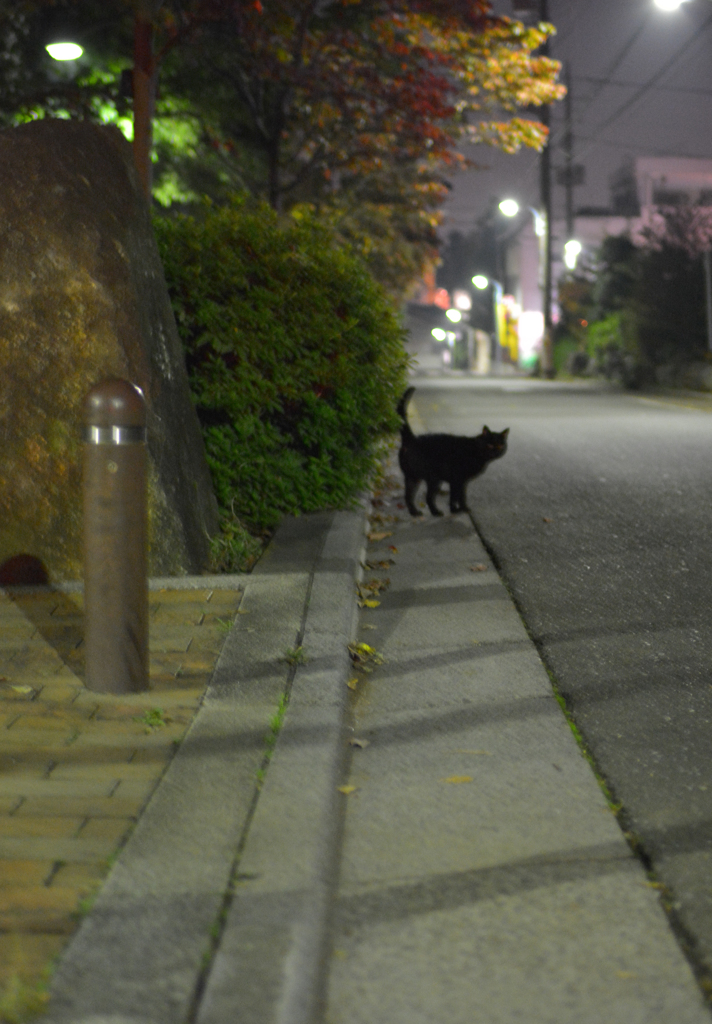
[449,481,469,514]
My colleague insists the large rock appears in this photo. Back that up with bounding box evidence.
[0,119,219,580]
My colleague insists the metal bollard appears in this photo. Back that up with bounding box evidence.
[83,379,148,693]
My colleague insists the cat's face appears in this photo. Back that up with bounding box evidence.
[481,426,509,458]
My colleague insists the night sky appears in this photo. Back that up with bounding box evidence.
[442,0,712,236]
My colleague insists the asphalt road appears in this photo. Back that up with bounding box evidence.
[409,376,712,983]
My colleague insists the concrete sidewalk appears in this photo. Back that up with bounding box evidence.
[15,466,711,1021]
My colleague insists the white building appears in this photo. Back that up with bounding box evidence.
[504,156,712,359]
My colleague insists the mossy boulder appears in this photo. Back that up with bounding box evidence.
[0,119,218,581]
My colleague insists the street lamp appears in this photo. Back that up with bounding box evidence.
[45,41,84,61]
[654,0,687,8]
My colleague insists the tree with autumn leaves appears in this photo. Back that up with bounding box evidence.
[8,0,563,293]
[157,0,564,290]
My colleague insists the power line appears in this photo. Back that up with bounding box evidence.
[575,75,712,97]
[573,12,650,120]
[587,8,712,139]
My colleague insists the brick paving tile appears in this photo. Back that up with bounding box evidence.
[0,584,242,1004]
[0,818,84,840]
[48,762,163,781]
[50,862,105,892]
[0,779,116,799]
[77,817,133,846]
[0,837,116,862]
[15,796,144,819]
[0,933,66,985]
[0,862,54,886]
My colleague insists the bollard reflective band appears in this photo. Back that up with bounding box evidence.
[83,425,147,445]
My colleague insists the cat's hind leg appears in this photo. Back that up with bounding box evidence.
[426,479,444,516]
[404,476,423,517]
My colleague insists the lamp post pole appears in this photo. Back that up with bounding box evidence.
[539,0,554,377]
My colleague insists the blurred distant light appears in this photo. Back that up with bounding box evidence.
[654,0,686,9]
[431,328,447,341]
[499,198,520,218]
[453,290,472,311]
[445,308,462,323]
[46,41,83,60]
[518,311,544,366]
[472,275,489,290]
[564,239,583,270]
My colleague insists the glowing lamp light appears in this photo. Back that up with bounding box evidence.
[654,0,686,9]
[431,328,447,342]
[564,239,583,270]
[445,308,462,323]
[499,198,520,218]
[46,41,83,60]
[453,289,472,311]
[472,275,489,290]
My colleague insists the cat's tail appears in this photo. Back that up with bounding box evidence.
[397,387,416,442]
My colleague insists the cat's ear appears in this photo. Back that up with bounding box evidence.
[482,425,490,434]
[502,428,510,437]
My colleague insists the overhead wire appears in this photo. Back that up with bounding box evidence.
[584,8,712,140]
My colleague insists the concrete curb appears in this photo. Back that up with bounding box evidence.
[40,506,368,1024]
[195,509,368,1024]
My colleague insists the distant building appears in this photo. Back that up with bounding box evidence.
[503,156,712,346]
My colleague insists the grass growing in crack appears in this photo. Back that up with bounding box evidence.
[549,684,621,811]
[283,645,307,667]
[134,708,168,732]
[255,693,289,788]
[266,694,288,753]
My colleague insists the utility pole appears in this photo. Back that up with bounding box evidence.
[132,2,163,199]
[539,0,554,377]
[563,61,574,242]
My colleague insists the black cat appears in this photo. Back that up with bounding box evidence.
[397,387,509,517]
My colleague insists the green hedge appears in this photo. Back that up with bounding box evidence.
[154,200,409,532]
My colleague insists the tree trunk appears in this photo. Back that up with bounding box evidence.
[133,14,156,199]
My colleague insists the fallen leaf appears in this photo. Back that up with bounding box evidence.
[388,545,398,553]
[337,785,358,795]
[443,775,473,784]
[470,564,488,572]
[11,685,33,695]
[349,737,370,748]
[542,517,553,524]
[347,677,359,691]
[368,531,392,542]
[359,599,380,609]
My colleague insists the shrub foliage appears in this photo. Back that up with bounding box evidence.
[154,200,409,531]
